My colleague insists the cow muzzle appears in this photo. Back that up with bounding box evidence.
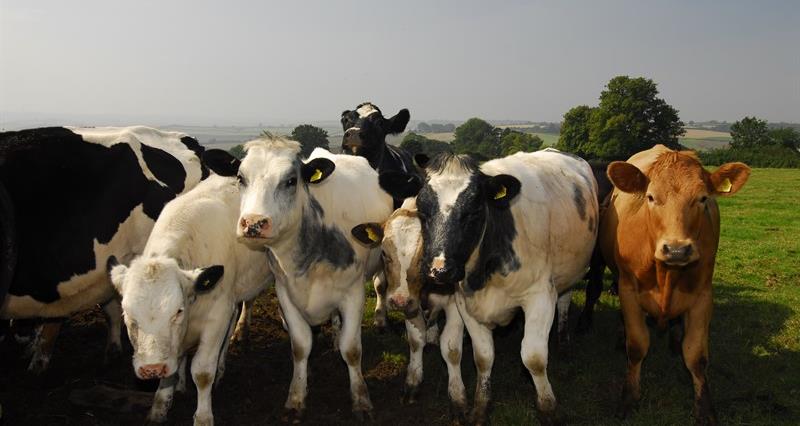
[138,363,169,380]
[342,128,363,155]
[239,214,272,240]
[656,239,699,266]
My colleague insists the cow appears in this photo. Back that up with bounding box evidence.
[340,102,422,330]
[0,126,207,372]
[202,137,393,421]
[351,198,466,414]
[108,173,273,425]
[599,145,750,424]
[379,149,599,424]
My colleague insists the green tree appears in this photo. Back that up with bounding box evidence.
[451,118,501,159]
[229,144,246,160]
[769,127,800,150]
[499,129,543,156]
[400,132,453,157]
[559,76,685,161]
[556,105,595,157]
[290,124,329,157]
[729,117,770,149]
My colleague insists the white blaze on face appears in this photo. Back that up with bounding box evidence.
[383,212,422,302]
[356,103,380,118]
[425,163,473,267]
[110,257,191,377]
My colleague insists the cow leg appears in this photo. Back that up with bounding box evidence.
[577,249,605,333]
[556,289,572,352]
[330,311,342,351]
[214,308,238,386]
[276,285,312,420]
[231,299,253,346]
[372,272,388,330]
[27,319,63,374]
[456,293,494,426]
[683,293,716,425]
[522,286,559,424]
[440,299,467,423]
[176,356,188,393]
[149,374,179,423]
[617,276,650,419]
[339,285,373,420]
[425,305,443,345]
[402,314,426,404]
[189,307,236,426]
[101,298,123,363]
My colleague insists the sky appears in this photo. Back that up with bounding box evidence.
[1,0,798,127]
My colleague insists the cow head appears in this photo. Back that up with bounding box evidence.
[607,152,750,266]
[107,256,223,380]
[352,203,424,318]
[379,154,521,286]
[202,138,334,248]
[340,102,410,166]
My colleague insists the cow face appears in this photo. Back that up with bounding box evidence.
[379,154,520,286]
[608,153,750,266]
[108,256,223,380]
[340,102,410,163]
[352,208,424,318]
[202,141,334,248]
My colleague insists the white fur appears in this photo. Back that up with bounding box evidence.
[111,175,272,425]
[356,103,380,118]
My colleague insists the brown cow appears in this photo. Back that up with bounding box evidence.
[599,145,750,424]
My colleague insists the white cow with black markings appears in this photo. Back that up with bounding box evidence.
[109,174,273,426]
[202,137,393,422]
[380,149,599,424]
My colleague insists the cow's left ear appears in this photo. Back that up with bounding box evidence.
[379,171,423,199]
[202,149,241,177]
[301,158,335,184]
[485,174,521,208]
[607,161,648,194]
[106,256,127,294]
[351,223,384,247]
[385,109,410,134]
[191,265,224,294]
[709,162,751,196]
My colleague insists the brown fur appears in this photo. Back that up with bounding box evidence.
[600,145,749,423]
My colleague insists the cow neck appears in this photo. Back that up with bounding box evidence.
[464,203,521,292]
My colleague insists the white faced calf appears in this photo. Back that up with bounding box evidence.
[203,138,393,421]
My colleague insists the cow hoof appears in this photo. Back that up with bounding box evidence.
[145,413,168,424]
[353,407,374,423]
[449,401,469,425]
[536,409,563,426]
[470,408,490,426]
[193,414,213,426]
[27,354,51,375]
[401,384,420,405]
[281,408,303,424]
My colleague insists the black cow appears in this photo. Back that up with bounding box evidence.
[0,126,206,372]
[340,102,418,176]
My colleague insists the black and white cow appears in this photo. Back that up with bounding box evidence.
[203,137,393,421]
[109,174,273,425]
[380,149,599,423]
[0,126,206,371]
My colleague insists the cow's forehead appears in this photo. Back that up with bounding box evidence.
[122,259,183,317]
[426,168,475,215]
[385,213,422,250]
[240,146,297,179]
[356,103,381,118]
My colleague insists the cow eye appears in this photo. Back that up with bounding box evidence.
[287,177,297,187]
[381,250,392,263]
[237,174,247,187]
[699,195,708,204]
[646,194,655,203]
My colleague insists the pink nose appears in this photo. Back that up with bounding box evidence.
[389,295,408,309]
[239,214,272,239]
[138,363,168,379]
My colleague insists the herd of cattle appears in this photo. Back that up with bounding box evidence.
[0,102,751,425]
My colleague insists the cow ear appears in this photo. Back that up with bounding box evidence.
[302,158,335,184]
[107,256,127,294]
[192,265,224,294]
[414,154,430,169]
[385,109,410,134]
[709,162,751,196]
[351,223,384,247]
[202,149,241,177]
[485,174,521,208]
[607,161,648,194]
[379,171,423,199]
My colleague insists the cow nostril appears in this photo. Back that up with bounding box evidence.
[684,245,693,256]
[662,244,670,254]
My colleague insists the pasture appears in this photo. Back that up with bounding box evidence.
[0,169,797,425]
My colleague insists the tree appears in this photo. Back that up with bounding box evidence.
[558,76,685,161]
[499,129,543,156]
[400,132,453,157]
[451,118,501,159]
[556,105,595,157]
[729,117,770,149]
[769,127,800,150]
[416,122,432,133]
[290,124,329,157]
[229,144,246,160]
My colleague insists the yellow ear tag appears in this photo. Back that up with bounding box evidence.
[494,185,507,200]
[310,169,323,183]
[717,178,732,193]
[366,227,379,242]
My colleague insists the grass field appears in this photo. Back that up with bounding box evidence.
[358,168,800,425]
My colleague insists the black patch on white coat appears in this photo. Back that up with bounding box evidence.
[295,202,355,276]
[179,136,209,180]
[465,204,520,292]
[572,183,587,221]
[0,127,196,304]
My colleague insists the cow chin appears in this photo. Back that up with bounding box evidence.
[236,233,272,249]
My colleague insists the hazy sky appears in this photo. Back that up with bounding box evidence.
[1,0,798,126]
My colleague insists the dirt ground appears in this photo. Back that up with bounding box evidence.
[1,288,531,426]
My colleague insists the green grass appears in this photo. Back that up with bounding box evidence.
[531,132,560,147]
[359,168,800,425]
